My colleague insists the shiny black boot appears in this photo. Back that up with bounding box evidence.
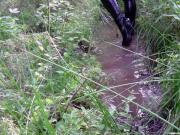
[101,0,133,46]
[115,13,133,46]
[123,0,136,27]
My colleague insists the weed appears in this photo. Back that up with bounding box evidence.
[0,0,122,134]
[137,0,180,132]
[0,16,21,40]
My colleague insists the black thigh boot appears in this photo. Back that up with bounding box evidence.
[101,0,133,46]
[123,0,136,26]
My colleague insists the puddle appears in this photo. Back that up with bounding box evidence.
[94,22,162,117]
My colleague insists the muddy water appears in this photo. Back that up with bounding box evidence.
[94,22,162,116]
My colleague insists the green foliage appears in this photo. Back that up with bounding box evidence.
[0,26,102,135]
[158,41,180,133]
[18,9,39,31]
[2,0,179,134]
[0,16,21,40]
[137,0,180,132]
[35,0,100,48]
[56,108,106,135]
[0,0,123,134]
[16,0,45,32]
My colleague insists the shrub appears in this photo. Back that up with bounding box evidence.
[0,16,21,40]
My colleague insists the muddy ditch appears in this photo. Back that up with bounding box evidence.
[93,22,165,134]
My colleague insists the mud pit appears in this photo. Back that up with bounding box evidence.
[94,22,163,131]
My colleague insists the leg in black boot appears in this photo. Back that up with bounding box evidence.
[123,0,136,27]
[101,0,133,46]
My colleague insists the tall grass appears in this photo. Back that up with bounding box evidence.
[0,0,117,134]
[0,0,179,134]
[137,0,180,133]
[0,0,133,134]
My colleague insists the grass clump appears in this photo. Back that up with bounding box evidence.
[0,0,125,134]
[0,16,21,40]
[137,0,180,133]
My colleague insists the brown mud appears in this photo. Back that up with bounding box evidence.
[93,22,164,133]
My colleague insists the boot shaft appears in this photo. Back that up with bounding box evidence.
[123,0,136,26]
[100,0,136,46]
[101,0,122,19]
